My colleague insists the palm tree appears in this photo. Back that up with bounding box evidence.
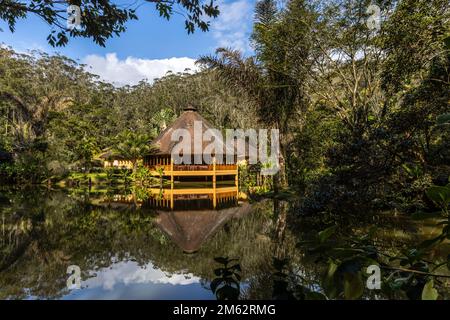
[114,131,155,175]
[197,0,314,190]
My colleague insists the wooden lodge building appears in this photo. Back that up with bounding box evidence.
[144,106,239,210]
[99,148,134,169]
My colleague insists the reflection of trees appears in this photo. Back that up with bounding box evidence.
[0,190,285,299]
[2,189,445,300]
[0,189,160,299]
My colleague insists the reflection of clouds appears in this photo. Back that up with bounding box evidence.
[82,261,200,291]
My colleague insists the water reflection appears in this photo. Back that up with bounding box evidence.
[0,188,448,300]
[64,260,211,300]
[154,204,251,253]
[0,188,272,299]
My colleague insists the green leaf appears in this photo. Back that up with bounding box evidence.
[421,279,439,300]
[411,211,443,220]
[323,260,339,299]
[444,36,450,50]
[419,235,444,249]
[318,225,337,243]
[436,113,450,125]
[343,272,364,300]
[214,257,229,265]
[426,185,450,207]
[327,260,339,279]
[210,278,222,293]
[305,291,327,300]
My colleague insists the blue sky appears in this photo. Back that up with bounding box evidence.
[0,0,255,85]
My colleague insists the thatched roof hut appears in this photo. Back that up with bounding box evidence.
[98,148,125,161]
[152,106,234,157]
[98,148,133,169]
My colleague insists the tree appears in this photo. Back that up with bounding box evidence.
[0,0,220,47]
[74,136,99,172]
[198,0,315,190]
[113,131,154,175]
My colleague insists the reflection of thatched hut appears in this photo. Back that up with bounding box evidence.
[155,202,252,253]
[98,148,133,169]
[144,106,239,209]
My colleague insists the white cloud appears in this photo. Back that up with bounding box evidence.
[82,53,198,86]
[211,0,253,53]
[83,261,200,291]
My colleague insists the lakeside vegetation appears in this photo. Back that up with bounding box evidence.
[0,0,449,300]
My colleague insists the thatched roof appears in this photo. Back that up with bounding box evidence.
[98,148,126,160]
[152,106,234,156]
[155,203,252,253]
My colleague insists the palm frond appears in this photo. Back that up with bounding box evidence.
[197,48,263,101]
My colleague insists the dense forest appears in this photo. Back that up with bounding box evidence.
[2,0,449,209]
[0,0,449,299]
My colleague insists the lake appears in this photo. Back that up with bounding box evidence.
[0,187,448,299]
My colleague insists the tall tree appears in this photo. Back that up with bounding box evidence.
[198,0,315,189]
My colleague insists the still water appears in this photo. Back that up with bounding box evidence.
[0,188,448,300]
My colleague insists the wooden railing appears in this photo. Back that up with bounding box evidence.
[147,164,237,172]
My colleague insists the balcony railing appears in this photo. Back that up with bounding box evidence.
[147,164,237,172]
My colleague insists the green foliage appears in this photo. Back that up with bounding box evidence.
[421,279,439,300]
[0,0,219,47]
[132,164,157,187]
[113,131,153,173]
[298,181,450,300]
[211,257,241,300]
[426,184,450,211]
[1,46,254,185]
[436,113,450,126]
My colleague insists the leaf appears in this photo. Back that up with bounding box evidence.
[419,235,444,249]
[327,260,339,279]
[343,272,364,300]
[436,113,450,125]
[421,279,439,300]
[305,291,327,300]
[411,211,443,220]
[214,257,229,265]
[323,261,339,299]
[318,225,337,243]
[216,285,239,300]
[426,186,450,207]
[230,264,241,272]
[444,36,450,50]
[210,278,222,293]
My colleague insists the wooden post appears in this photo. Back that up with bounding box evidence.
[235,166,239,200]
[170,158,174,210]
[213,157,216,209]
